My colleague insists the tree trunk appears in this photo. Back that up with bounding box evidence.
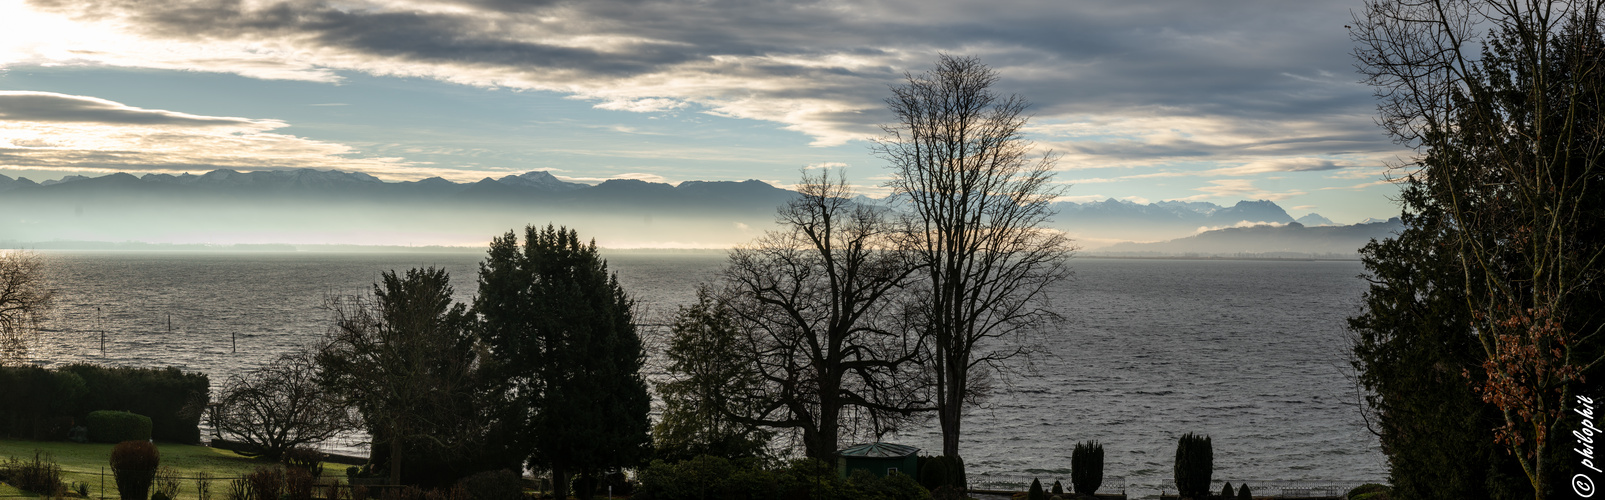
[389,433,403,486]
[552,466,569,500]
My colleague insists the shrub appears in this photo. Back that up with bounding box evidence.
[1071,440,1103,496]
[282,447,326,477]
[89,411,154,443]
[1051,480,1063,496]
[456,470,523,500]
[245,466,285,500]
[1027,478,1045,500]
[1222,482,1234,500]
[152,492,172,500]
[1173,433,1212,500]
[918,455,965,492]
[1237,483,1251,500]
[931,485,962,500]
[111,440,160,500]
[845,468,928,500]
[195,472,213,500]
[65,364,211,444]
[226,478,251,500]
[155,466,182,499]
[285,467,315,500]
[1,451,65,496]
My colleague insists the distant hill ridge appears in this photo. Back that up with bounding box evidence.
[0,168,1385,250]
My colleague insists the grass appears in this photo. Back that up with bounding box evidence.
[0,440,345,500]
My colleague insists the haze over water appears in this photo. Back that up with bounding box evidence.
[26,251,1384,497]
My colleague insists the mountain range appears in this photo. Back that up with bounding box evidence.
[0,168,1387,253]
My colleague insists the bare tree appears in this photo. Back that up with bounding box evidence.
[212,350,350,461]
[1352,2,1605,498]
[719,170,928,460]
[874,54,1074,460]
[0,250,55,366]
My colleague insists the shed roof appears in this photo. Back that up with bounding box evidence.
[837,442,919,458]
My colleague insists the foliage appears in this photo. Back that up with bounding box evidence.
[653,286,773,463]
[0,451,64,496]
[1348,484,1391,500]
[1222,482,1233,500]
[1027,478,1045,500]
[1071,440,1102,495]
[213,351,348,461]
[0,366,84,440]
[1172,433,1211,499]
[194,472,212,500]
[0,250,55,367]
[917,455,965,492]
[112,441,160,500]
[718,170,925,460]
[845,468,930,500]
[244,466,284,500]
[1050,480,1062,496]
[477,225,651,500]
[1237,483,1251,500]
[65,364,211,443]
[454,470,522,500]
[280,447,325,477]
[318,267,504,487]
[875,53,1073,459]
[285,466,315,500]
[226,478,250,500]
[88,410,153,443]
[1351,2,1605,498]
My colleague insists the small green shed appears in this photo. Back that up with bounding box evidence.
[836,442,919,479]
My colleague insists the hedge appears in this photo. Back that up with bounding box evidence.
[0,364,209,443]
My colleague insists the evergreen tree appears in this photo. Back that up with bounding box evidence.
[476,225,651,500]
[653,286,772,462]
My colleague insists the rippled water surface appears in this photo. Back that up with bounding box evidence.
[28,252,1385,497]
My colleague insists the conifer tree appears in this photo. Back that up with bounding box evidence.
[477,225,651,500]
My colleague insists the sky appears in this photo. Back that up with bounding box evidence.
[0,0,1408,224]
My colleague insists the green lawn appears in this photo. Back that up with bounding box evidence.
[0,440,343,500]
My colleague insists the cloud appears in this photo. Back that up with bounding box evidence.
[1183,179,1305,201]
[6,0,1392,154]
[1194,220,1289,233]
[0,91,477,180]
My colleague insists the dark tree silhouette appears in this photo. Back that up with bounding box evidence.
[0,251,54,366]
[718,170,927,460]
[1351,2,1605,497]
[316,267,484,486]
[874,54,1073,460]
[653,286,774,463]
[476,225,650,500]
[213,350,349,461]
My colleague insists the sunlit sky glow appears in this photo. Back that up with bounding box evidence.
[1,0,1406,223]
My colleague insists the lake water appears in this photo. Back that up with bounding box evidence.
[24,251,1386,497]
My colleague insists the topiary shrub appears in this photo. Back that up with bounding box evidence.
[1071,440,1103,496]
[1222,482,1233,500]
[1237,483,1251,500]
[111,440,160,500]
[89,411,153,443]
[1027,478,1045,500]
[1173,433,1212,500]
[456,470,523,500]
[1051,480,1063,496]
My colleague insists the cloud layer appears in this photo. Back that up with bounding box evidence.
[6,0,1391,154]
[0,91,446,178]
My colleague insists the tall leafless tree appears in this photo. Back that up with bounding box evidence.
[0,250,55,366]
[719,170,928,460]
[874,54,1074,460]
[1352,2,1605,497]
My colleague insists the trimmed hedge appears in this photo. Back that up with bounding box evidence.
[0,364,208,443]
[88,411,153,443]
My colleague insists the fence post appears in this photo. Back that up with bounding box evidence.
[101,466,106,500]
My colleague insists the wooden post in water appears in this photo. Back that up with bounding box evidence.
[232,332,237,353]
